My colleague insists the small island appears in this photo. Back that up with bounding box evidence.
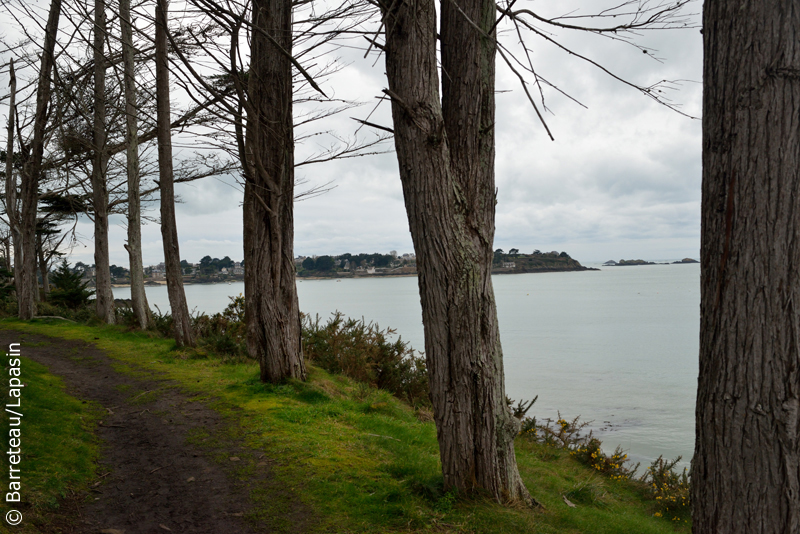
[293,249,595,278]
[491,249,596,274]
[604,259,666,266]
[603,258,698,266]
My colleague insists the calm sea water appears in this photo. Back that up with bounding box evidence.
[113,263,699,468]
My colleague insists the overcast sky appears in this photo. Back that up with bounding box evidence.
[4,0,704,267]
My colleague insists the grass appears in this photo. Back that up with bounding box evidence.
[0,340,103,533]
[0,317,689,533]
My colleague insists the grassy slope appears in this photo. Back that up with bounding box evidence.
[0,338,103,533]
[1,318,688,533]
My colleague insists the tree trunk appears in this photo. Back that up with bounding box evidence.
[4,59,22,300]
[121,0,152,329]
[19,0,61,320]
[381,0,531,504]
[36,234,49,296]
[693,1,800,532]
[155,0,193,347]
[243,0,306,383]
[91,0,115,324]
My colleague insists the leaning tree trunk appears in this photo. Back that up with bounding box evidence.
[693,1,800,532]
[155,0,193,347]
[5,59,22,298]
[91,0,115,324]
[381,0,531,504]
[243,0,306,383]
[19,0,61,320]
[121,0,152,329]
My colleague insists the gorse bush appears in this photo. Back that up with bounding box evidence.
[193,294,247,360]
[302,312,429,407]
[641,455,691,523]
[518,409,691,522]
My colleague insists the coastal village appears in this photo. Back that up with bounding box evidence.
[69,249,600,287]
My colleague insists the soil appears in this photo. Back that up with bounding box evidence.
[0,329,313,534]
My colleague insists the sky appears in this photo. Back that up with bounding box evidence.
[2,0,704,267]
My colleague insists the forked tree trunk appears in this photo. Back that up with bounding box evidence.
[121,0,152,329]
[155,0,193,347]
[91,0,115,323]
[381,0,531,504]
[19,0,62,320]
[5,59,22,297]
[243,0,306,383]
[693,1,800,532]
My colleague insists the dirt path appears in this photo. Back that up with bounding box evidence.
[1,330,311,534]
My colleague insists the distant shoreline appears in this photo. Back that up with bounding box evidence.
[110,268,600,288]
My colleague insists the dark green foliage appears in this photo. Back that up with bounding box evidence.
[315,255,335,271]
[48,260,94,309]
[193,294,247,360]
[302,257,316,270]
[109,264,129,278]
[302,312,429,407]
[0,265,14,301]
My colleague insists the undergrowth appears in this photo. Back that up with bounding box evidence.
[0,295,693,531]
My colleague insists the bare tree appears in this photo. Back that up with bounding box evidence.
[120,0,152,329]
[18,0,62,319]
[155,0,193,346]
[379,0,532,505]
[4,59,22,299]
[373,0,695,504]
[241,0,307,381]
[91,0,115,323]
[693,0,800,531]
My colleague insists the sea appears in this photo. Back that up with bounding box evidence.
[113,261,699,470]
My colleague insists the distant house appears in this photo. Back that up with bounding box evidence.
[502,262,516,269]
[366,267,376,274]
[233,262,244,275]
[220,267,229,275]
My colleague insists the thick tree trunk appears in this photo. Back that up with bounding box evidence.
[243,0,306,383]
[381,0,531,504]
[155,0,193,347]
[92,0,115,323]
[19,0,62,320]
[693,1,800,532]
[121,0,152,329]
[4,60,22,298]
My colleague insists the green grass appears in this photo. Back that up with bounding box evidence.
[0,344,103,533]
[0,317,689,533]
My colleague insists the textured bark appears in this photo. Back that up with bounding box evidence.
[155,0,193,347]
[36,234,50,296]
[243,0,306,383]
[19,0,62,320]
[92,0,115,324]
[381,0,531,504]
[5,60,22,298]
[694,1,800,532]
[121,0,152,329]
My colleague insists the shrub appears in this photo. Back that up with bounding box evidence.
[48,260,94,309]
[150,305,174,338]
[302,312,429,407]
[640,455,691,523]
[192,294,247,360]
